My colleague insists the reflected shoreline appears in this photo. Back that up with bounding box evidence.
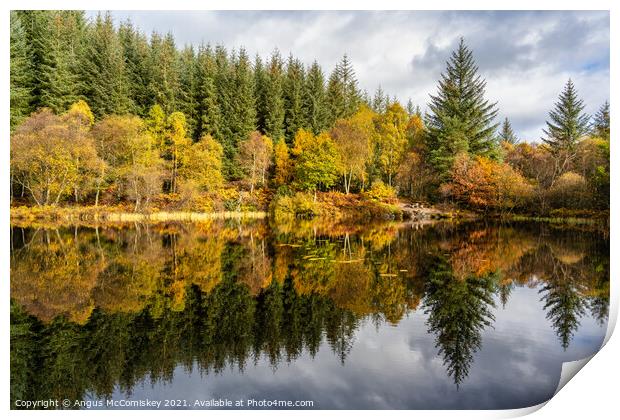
[10,220,609,409]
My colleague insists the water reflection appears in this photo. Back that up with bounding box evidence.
[10,221,609,409]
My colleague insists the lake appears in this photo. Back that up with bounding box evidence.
[10,220,609,409]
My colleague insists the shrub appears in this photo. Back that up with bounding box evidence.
[364,180,397,202]
[547,172,591,209]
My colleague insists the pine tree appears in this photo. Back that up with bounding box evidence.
[178,45,199,138]
[263,51,286,141]
[542,79,590,155]
[303,60,328,135]
[10,11,32,129]
[194,44,222,141]
[406,98,415,117]
[498,117,518,144]
[372,86,386,113]
[253,54,268,134]
[284,56,306,144]
[18,11,85,114]
[592,101,610,141]
[17,11,55,111]
[426,38,499,178]
[218,48,256,178]
[326,54,361,125]
[148,32,180,114]
[118,20,152,115]
[40,12,85,113]
[81,12,133,117]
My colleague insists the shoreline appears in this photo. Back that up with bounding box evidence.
[10,206,267,227]
[10,204,608,229]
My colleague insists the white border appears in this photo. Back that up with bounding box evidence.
[1,1,616,420]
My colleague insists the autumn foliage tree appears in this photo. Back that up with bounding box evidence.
[440,154,532,213]
[11,108,102,206]
[330,106,374,193]
[291,129,341,195]
[373,102,408,187]
[92,114,163,210]
[238,131,273,193]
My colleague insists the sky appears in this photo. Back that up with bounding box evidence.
[89,10,610,141]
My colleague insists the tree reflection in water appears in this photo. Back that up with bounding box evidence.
[10,221,609,407]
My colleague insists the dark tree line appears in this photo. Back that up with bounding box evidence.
[10,11,367,178]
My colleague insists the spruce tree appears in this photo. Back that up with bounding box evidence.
[17,11,54,111]
[118,20,152,115]
[326,54,361,125]
[194,44,222,141]
[10,11,32,129]
[263,51,286,141]
[542,79,590,154]
[178,45,199,138]
[148,32,180,114]
[218,47,256,178]
[40,11,85,113]
[498,117,518,144]
[372,86,386,113]
[253,54,268,134]
[426,38,499,178]
[592,101,610,141]
[303,60,328,135]
[406,98,415,117]
[81,12,133,117]
[284,56,306,144]
[17,11,85,114]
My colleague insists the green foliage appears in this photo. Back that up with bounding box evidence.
[194,44,222,141]
[592,101,610,141]
[304,61,329,135]
[10,12,32,129]
[148,32,180,114]
[326,54,361,126]
[81,12,133,117]
[426,38,499,178]
[542,79,590,154]
[284,56,307,144]
[498,117,518,144]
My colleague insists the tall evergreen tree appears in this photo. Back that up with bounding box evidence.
[498,117,518,144]
[218,48,256,178]
[592,101,610,141]
[303,61,328,135]
[178,45,199,138]
[10,11,32,129]
[18,11,85,114]
[118,20,152,115]
[426,38,499,178]
[372,86,387,113]
[194,44,222,141]
[406,98,415,117]
[542,79,590,175]
[284,56,306,144]
[253,54,268,134]
[263,51,286,141]
[41,11,85,113]
[81,12,133,117]
[148,32,180,114]
[16,11,55,111]
[326,54,361,126]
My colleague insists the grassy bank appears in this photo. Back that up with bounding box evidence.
[10,205,266,227]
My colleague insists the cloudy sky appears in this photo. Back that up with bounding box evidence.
[92,10,610,141]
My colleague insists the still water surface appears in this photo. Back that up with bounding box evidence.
[10,220,609,409]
